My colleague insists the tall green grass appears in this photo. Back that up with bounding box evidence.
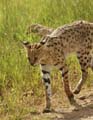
[0,0,93,119]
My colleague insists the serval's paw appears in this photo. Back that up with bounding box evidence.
[73,88,80,94]
[43,108,54,113]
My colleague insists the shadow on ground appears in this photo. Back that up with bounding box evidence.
[23,91,93,120]
[53,103,93,120]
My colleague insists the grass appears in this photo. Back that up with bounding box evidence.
[0,0,93,119]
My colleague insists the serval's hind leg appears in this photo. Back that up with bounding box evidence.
[59,62,81,109]
[73,50,91,94]
[59,60,75,105]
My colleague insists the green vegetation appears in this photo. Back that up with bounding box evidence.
[0,0,93,119]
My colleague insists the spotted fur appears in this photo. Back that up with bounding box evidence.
[23,20,93,112]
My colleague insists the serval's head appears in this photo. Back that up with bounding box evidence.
[22,41,43,66]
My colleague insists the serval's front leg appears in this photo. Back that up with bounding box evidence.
[41,64,52,113]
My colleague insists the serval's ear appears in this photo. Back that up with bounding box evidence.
[26,24,54,36]
[21,41,31,49]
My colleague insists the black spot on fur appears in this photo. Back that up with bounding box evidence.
[62,70,68,77]
[43,78,50,84]
[40,41,46,45]
[42,70,50,74]
[59,67,64,71]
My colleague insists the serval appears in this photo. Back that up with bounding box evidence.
[23,20,93,112]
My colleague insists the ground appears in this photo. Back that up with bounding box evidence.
[22,88,93,120]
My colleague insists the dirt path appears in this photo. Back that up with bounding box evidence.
[23,89,93,120]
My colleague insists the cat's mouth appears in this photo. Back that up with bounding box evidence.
[28,57,39,66]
